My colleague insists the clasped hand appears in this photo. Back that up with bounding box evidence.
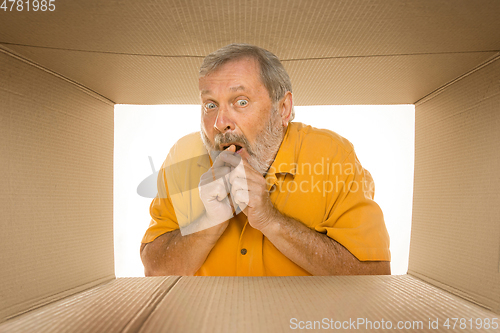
[198,145,277,232]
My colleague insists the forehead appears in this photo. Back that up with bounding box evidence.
[199,57,263,93]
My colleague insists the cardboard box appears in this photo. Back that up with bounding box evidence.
[0,0,499,331]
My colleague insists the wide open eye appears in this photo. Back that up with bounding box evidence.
[235,99,248,107]
[204,102,218,111]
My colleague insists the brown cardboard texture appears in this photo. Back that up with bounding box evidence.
[0,47,115,322]
[1,0,499,331]
[1,276,498,332]
[410,55,500,314]
[0,0,499,105]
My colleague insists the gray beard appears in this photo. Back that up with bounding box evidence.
[200,110,284,175]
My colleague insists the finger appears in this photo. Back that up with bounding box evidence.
[230,158,266,183]
[229,178,249,210]
[229,164,266,187]
[212,144,237,167]
[218,148,242,167]
[228,167,243,185]
[229,177,248,192]
[200,181,228,202]
[200,166,231,186]
[227,158,248,183]
[232,188,249,209]
[213,182,229,202]
[201,166,231,179]
[209,166,232,181]
[233,178,268,201]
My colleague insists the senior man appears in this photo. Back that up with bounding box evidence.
[140,44,391,276]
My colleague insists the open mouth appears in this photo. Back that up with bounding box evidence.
[222,143,243,152]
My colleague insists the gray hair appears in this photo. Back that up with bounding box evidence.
[199,43,295,122]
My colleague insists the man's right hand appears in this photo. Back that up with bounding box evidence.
[142,147,239,276]
[198,145,237,226]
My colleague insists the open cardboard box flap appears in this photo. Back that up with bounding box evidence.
[0,276,498,332]
[0,0,499,331]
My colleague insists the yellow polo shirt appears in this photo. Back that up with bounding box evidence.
[142,122,391,276]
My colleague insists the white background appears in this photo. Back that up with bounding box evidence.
[114,104,415,277]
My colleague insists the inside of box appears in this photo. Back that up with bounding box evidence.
[0,0,499,325]
[0,276,498,332]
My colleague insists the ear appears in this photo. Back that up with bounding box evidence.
[279,91,293,127]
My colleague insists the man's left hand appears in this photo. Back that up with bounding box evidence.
[219,145,277,231]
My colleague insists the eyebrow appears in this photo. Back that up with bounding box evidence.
[200,85,247,96]
[229,85,246,92]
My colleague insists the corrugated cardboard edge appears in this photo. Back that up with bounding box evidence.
[409,271,499,314]
[414,52,500,106]
[0,275,115,324]
[0,44,115,106]
[121,276,182,333]
[0,45,116,323]
[411,52,500,315]
[138,275,499,333]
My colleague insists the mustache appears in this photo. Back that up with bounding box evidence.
[214,132,253,154]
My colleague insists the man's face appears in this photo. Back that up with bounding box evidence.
[199,57,284,174]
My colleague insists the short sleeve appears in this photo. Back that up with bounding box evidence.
[314,151,391,261]
[141,165,180,244]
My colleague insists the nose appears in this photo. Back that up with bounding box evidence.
[214,104,235,133]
